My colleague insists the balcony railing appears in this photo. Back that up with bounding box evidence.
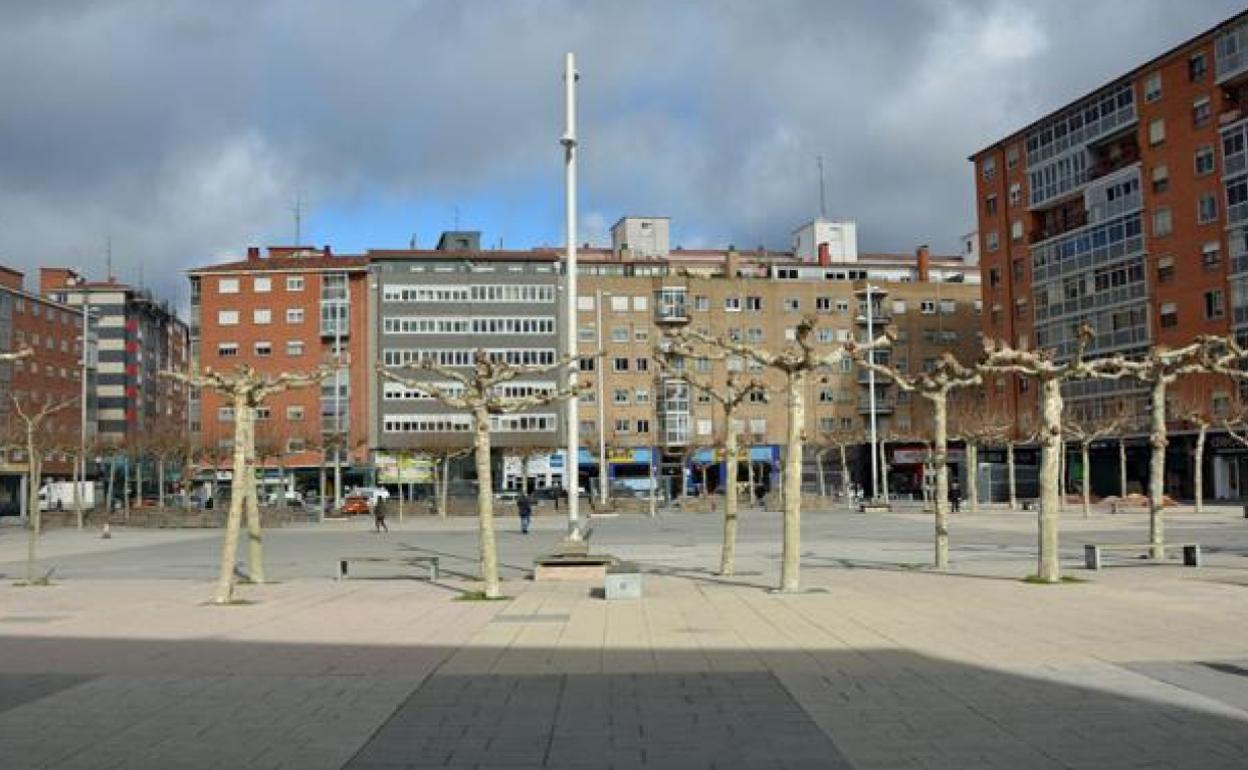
[856,398,894,415]
[856,369,892,385]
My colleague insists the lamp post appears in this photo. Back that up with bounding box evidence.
[596,289,609,507]
[865,285,880,501]
[561,52,581,540]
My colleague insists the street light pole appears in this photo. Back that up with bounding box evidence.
[562,52,581,540]
[596,289,608,507]
[76,293,90,529]
[866,286,879,501]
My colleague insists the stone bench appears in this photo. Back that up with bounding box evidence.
[1083,543,1200,570]
[336,555,440,581]
[604,562,642,600]
[858,503,892,514]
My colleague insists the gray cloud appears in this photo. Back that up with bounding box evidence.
[0,0,1243,305]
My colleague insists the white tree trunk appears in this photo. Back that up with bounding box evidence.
[73,454,83,530]
[214,393,249,604]
[158,457,166,510]
[1037,378,1063,583]
[242,407,265,584]
[1081,441,1091,519]
[135,460,143,510]
[746,450,756,508]
[1148,378,1167,560]
[720,423,739,576]
[1007,440,1017,511]
[1058,439,1067,512]
[397,453,405,523]
[780,372,805,592]
[839,444,850,501]
[648,451,657,517]
[931,393,950,569]
[25,424,41,584]
[123,460,130,521]
[1194,426,1206,515]
[473,407,501,598]
[816,448,827,498]
[879,439,890,501]
[966,443,979,513]
[106,456,116,522]
[439,456,451,519]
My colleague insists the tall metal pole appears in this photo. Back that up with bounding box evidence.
[76,294,90,529]
[333,284,343,511]
[562,52,581,540]
[866,286,879,501]
[596,289,608,507]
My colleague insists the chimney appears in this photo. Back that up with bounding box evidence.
[916,244,930,282]
[725,247,739,278]
[247,247,261,261]
[817,241,831,267]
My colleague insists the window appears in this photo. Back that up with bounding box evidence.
[579,420,596,436]
[1008,182,1021,206]
[1160,302,1178,328]
[286,276,304,291]
[1006,144,1019,169]
[1011,220,1023,242]
[988,267,1000,287]
[633,327,648,342]
[632,296,648,311]
[1198,193,1218,224]
[253,308,272,325]
[286,406,305,421]
[610,296,629,312]
[1206,289,1225,320]
[635,389,650,404]
[749,419,767,435]
[835,299,850,312]
[1192,96,1212,128]
[1195,146,1215,176]
[611,327,629,343]
[635,419,650,434]
[891,300,906,315]
[612,357,629,372]
[217,343,239,357]
[1157,256,1175,283]
[577,295,594,311]
[1202,241,1222,270]
[981,156,996,181]
[254,341,272,357]
[985,231,999,252]
[1148,118,1166,146]
[1152,164,1169,193]
[613,389,630,404]
[254,407,271,421]
[1190,52,1207,81]
[920,300,936,314]
[939,299,956,315]
[1014,298,1028,318]
[1144,72,1162,102]
[724,296,741,312]
[1012,258,1025,283]
[219,278,239,294]
[217,310,239,326]
[745,296,762,311]
[253,277,271,293]
[286,340,305,356]
[696,419,712,437]
[984,195,998,215]
[635,357,649,372]
[286,308,304,324]
[579,357,596,372]
[1153,207,1173,237]
[613,419,631,434]
[783,297,800,312]
[217,407,235,422]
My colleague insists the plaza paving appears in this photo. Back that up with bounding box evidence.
[1,503,1247,768]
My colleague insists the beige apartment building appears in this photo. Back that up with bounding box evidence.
[567,217,983,500]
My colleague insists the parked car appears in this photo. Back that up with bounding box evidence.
[350,486,390,507]
[265,490,303,507]
[339,495,371,516]
[493,489,520,502]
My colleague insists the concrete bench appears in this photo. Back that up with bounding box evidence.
[859,503,892,514]
[604,562,642,600]
[1021,499,1038,511]
[336,555,439,581]
[1083,543,1200,570]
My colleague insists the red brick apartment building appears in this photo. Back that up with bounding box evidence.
[188,247,369,500]
[0,266,95,517]
[970,9,1248,498]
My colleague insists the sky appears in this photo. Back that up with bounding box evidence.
[0,0,1245,307]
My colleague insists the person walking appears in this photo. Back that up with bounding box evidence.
[373,502,389,533]
[517,492,533,534]
[949,477,962,514]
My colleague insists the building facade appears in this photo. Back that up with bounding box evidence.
[40,268,188,447]
[971,9,1248,498]
[188,248,369,499]
[0,266,97,517]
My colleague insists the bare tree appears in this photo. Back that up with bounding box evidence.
[666,318,854,592]
[163,364,330,604]
[656,349,765,576]
[853,342,981,569]
[1063,401,1132,518]
[812,420,861,502]
[1173,383,1230,515]
[8,394,78,584]
[379,351,584,599]
[978,327,1112,583]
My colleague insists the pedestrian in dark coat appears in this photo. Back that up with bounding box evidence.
[518,493,533,534]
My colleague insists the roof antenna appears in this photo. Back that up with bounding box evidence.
[409,233,417,250]
[817,155,827,220]
[294,190,303,245]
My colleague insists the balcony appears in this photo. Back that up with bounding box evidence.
[1217,23,1248,85]
[856,369,892,386]
[654,289,689,324]
[1030,207,1088,245]
[854,310,891,326]
[857,397,894,415]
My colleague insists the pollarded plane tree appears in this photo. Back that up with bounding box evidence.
[978,326,1112,583]
[6,386,77,584]
[655,346,766,576]
[378,350,585,599]
[1062,400,1132,518]
[813,418,863,502]
[1172,381,1231,515]
[852,338,981,570]
[1074,340,1209,560]
[163,364,331,605]
[665,317,856,592]
[948,392,1011,513]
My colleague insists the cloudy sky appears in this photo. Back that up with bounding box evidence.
[0,0,1244,305]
